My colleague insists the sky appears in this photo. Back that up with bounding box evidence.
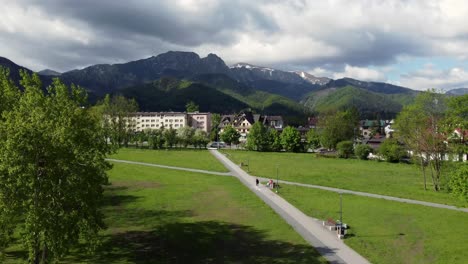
[1,0,468,91]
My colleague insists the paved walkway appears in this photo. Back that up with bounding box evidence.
[210,150,370,264]
[254,177,468,213]
[106,158,233,176]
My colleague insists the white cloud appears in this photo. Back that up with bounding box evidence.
[332,65,386,82]
[400,64,468,90]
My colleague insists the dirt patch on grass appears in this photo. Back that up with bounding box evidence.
[109,181,163,189]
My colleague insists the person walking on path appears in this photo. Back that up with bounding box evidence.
[256,178,259,186]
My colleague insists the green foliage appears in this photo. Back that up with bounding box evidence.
[177,126,195,147]
[163,127,177,148]
[354,144,373,160]
[246,122,269,151]
[306,129,321,150]
[378,139,406,163]
[185,100,199,112]
[395,90,448,190]
[0,71,110,263]
[147,128,165,149]
[92,94,138,148]
[303,86,414,118]
[336,140,354,158]
[443,94,468,161]
[193,129,209,149]
[318,109,359,149]
[280,126,302,152]
[220,125,240,146]
[267,129,282,152]
[209,113,221,141]
[448,165,468,202]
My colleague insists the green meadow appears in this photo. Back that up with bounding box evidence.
[109,148,229,172]
[222,150,466,207]
[3,162,326,264]
[278,185,468,264]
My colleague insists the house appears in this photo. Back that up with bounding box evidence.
[219,111,284,142]
[359,119,392,139]
[129,112,212,133]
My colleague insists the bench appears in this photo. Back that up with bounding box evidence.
[323,218,338,231]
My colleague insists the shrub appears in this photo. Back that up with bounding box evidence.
[354,144,373,160]
[378,139,406,163]
[336,140,354,158]
[449,165,468,202]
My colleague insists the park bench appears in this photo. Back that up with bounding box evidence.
[323,218,338,231]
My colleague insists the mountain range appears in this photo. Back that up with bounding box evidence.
[1,51,466,122]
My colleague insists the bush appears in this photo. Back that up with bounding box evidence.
[336,140,354,158]
[449,165,468,202]
[378,139,406,163]
[354,144,373,160]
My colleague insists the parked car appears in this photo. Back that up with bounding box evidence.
[207,142,226,149]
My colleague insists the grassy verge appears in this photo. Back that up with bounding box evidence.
[222,150,466,207]
[109,148,228,172]
[3,162,326,264]
[278,184,468,264]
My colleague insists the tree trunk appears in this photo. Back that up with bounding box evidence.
[41,243,48,264]
[420,156,427,191]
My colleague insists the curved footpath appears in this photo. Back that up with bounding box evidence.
[209,150,370,264]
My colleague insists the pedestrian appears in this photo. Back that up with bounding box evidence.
[256,178,259,186]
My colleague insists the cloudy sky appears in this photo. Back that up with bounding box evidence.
[1,0,468,90]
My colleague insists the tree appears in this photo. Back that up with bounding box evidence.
[336,140,354,158]
[209,113,221,141]
[318,109,359,150]
[193,129,209,149]
[354,144,373,160]
[177,126,195,148]
[0,71,110,263]
[220,125,240,147]
[246,122,269,151]
[148,128,165,149]
[448,165,468,202]
[93,94,138,148]
[280,126,302,152]
[267,128,282,152]
[163,127,177,148]
[443,94,468,162]
[378,138,406,163]
[306,129,321,150]
[395,90,447,191]
[185,101,199,112]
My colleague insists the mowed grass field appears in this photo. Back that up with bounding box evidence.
[3,162,326,264]
[222,150,466,207]
[110,148,229,172]
[278,185,468,264]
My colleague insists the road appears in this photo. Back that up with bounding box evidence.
[209,150,370,264]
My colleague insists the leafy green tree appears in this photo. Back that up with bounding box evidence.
[163,127,177,148]
[448,165,468,202]
[378,139,406,163]
[246,122,269,151]
[148,128,165,149]
[185,100,199,112]
[93,94,138,148]
[280,126,302,152]
[177,126,195,148]
[267,128,282,152]
[209,113,221,141]
[306,129,321,150]
[220,125,240,147]
[336,140,354,158]
[193,129,209,149]
[443,94,468,162]
[354,144,373,160]
[395,90,447,191]
[319,109,359,150]
[0,71,110,263]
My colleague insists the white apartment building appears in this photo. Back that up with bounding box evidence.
[131,112,211,133]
